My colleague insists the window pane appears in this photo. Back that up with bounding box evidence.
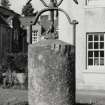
[88,51,93,57]
[100,42,104,49]
[94,34,98,41]
[100,58,104,65]
[94,42,98,49]
[88,58,93,65]
[100,51,104,57]
[94,58,99,65]
[88,42,93,49]
[88,35,93,41]
[94,51,99,57]
[100,35,104,41]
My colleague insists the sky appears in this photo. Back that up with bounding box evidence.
[10,0,45,14]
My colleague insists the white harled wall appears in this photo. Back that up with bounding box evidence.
[59,0,105,90]
[83,7,105,90]
[59,0,85,89]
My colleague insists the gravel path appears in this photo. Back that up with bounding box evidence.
[1,89,105,105]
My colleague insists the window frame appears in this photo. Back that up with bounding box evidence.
[85,0,105,6]
[32,30,39,43]
[86,32,105,70]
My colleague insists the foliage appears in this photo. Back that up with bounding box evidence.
[6,53,27,73]
[22,2,34,16]
[12,15,21,30]
[1,0,11,9]
[73,0,78,4]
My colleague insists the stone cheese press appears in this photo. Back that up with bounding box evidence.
[28,0,78,105]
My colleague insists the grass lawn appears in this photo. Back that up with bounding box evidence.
[0,88,27,105]
[1,88,105,105]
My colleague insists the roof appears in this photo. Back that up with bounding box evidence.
[0,15,9,26]
[19,16,35,27]
[0,6,20,17]
[20,15,58,31]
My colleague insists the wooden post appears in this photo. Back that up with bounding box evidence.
[27,25,32,44]
[1,25,3,63]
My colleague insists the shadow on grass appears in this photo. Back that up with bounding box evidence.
[13,102,92,105]
[14,102,92,105]
[13,101,28,105]
[76,103,92,105]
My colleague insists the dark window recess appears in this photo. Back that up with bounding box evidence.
[100,35,104,41]
[88,51,93,57]
[88,35,93,41]
[88,58,93,65]
[94,42,98,49]
[94,35,98,41]
[100,51,104,57]
[94,51,99,57]
[100,42,104,49]
[88,42,93,49]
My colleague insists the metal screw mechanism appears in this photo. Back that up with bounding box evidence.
[27,0,78,43]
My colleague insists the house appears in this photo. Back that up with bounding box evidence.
[0,5,28,53]
[0,6,27,67]
[34,0,105,90]
[59,0,105,90]
[0,6,19,26]
[0,6,18,65]
[0,15,12,65]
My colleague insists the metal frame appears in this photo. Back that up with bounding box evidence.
[26,0,78,45]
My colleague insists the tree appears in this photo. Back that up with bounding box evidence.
[22,2,34,16]
[73,0,78,4]
[1,0,11,9]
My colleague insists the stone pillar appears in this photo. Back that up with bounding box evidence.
[28,39,75,105]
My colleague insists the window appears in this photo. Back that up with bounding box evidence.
[86,0,105,6]
[32,30,39,43]
[87,32,105,66]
